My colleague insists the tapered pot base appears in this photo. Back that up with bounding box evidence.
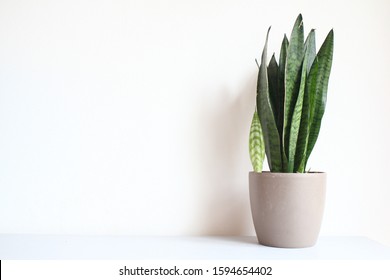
[249,172,326,248]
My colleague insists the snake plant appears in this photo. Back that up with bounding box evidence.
[249,14,334,173]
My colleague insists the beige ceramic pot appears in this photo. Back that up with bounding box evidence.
[249,172,326,248]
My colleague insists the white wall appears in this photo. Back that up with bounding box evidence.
[0,0,389,245]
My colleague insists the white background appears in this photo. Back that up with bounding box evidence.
[0,0,389,245]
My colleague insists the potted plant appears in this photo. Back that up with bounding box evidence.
[249,14,334,248]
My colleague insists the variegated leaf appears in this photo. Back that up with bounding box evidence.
[249,111,265,172]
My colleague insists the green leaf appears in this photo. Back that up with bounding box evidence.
[283,14,305,170]
[278,35,289,134]
[289,30,315,172]
[295,87,310,172]
[287,54,308,171]
[278,34,289,170]
[267,54,279,122]
[295,29,316,172]
[305,29,334,165]
[249,111,265,172]
[257,27,283,172]
[305,29,317,73]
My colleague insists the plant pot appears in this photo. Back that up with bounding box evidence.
[249,172,326,248]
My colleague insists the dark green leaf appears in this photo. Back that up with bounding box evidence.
[278,34,289,170]
[290,30,315,172]
[283,14,305,169]
[294,84,310,172]
[305,29,317,73]
[294,29,316,172]
[268,54,279,123]
[257,27,283,172]
[305,29,334,165]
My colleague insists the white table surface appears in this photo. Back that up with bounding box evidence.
[1,235,390,260]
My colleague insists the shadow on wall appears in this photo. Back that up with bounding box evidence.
[195,73,258,236]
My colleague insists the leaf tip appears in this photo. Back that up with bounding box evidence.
[282,34,289,45]
[326,29,334,42]
[296,14,303,25]
[266,26,272,38]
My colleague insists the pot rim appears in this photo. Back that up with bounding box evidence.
[249,171,326,177]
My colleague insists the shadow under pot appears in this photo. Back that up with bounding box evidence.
[249,172,326,248]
